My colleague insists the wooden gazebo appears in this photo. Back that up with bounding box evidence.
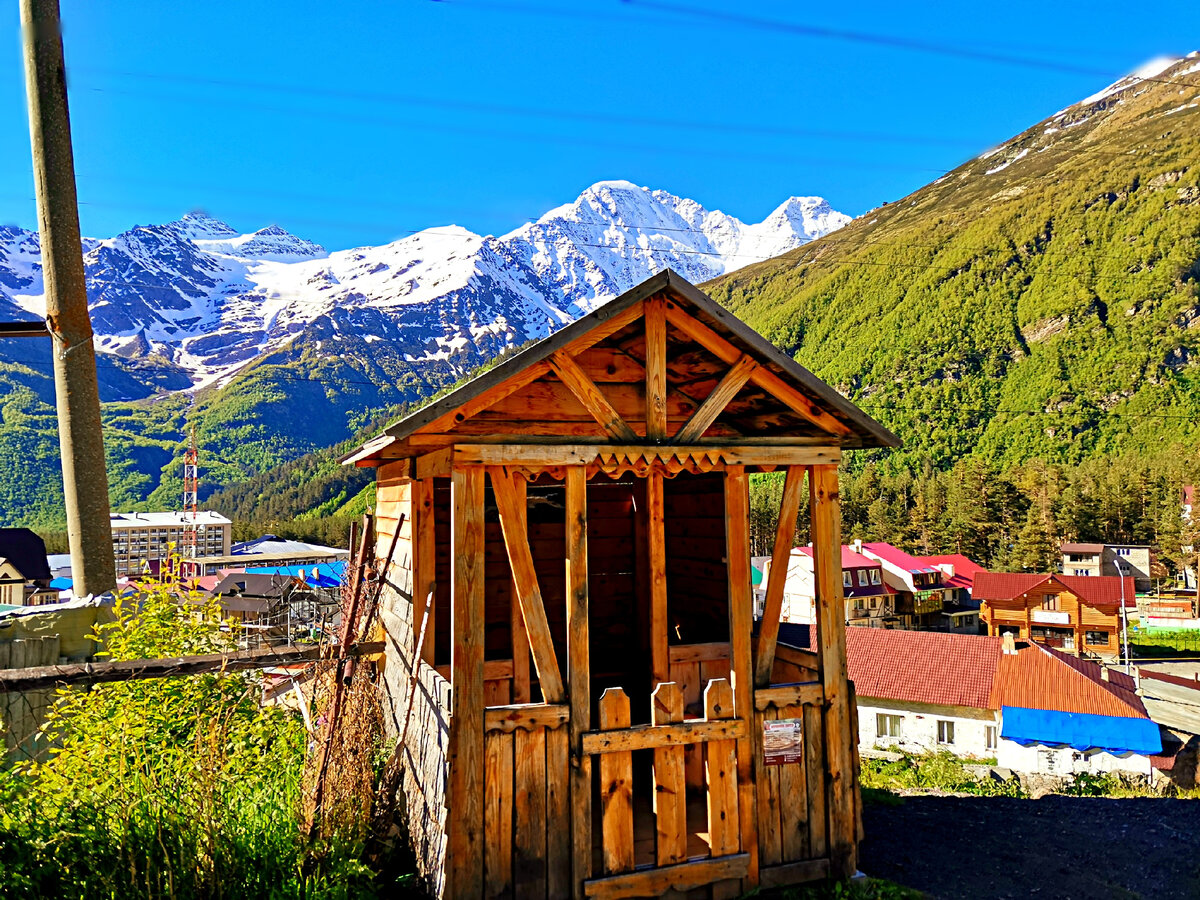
[343,270,899,899]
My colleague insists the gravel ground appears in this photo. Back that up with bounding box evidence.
[860,793,1200,899]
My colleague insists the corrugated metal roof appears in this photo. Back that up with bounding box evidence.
[1056,575,1136,608]
[844,627,1003,709]
[860,542,941,574]
[972,572,1053,600]
[920,554,988,581]
[796,545,881,570]
[991,643,1146,718]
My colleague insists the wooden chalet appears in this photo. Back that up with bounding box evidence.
[343,270,899,899]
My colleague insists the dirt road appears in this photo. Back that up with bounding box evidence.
[861,793,1200,899]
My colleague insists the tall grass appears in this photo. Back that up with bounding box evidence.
[0,581,379,899]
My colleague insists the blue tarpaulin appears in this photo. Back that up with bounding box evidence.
[1001,706,1162,755]
[244,561,345,588]
[49,576,73,590]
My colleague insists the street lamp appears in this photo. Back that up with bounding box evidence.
[1116,559,1131,674]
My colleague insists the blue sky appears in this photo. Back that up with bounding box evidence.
[0,1,1196,250]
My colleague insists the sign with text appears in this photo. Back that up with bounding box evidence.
[763,719,804,766]
[1031,610,1070,625]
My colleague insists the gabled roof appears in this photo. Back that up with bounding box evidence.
[991,642,1146,718]
[844,627,1003,709]
[920,554,987,585]
[1056,575,1136,608]
[0,529,50,582]
[859,542,941,575]
[796,545,881,569]
[972,572,1053,601]
[343,270,899,465]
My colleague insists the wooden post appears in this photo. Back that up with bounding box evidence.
[565,465,592,898]
[648,469,669,687]
[598,688,635,875]
[413,477,436,665]
[723,465,759,888]
[809,464,855,879]
[754,466,806,687]
[448,466,486,899]
[645,295,668,441]
[511,476,532,704]
[651,682,687,866]
[705,678,741,900]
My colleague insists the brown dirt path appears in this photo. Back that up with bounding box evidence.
[860,794,1200,899]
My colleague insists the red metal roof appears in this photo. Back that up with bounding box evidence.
[845,627,1003,710]
[920,554,988,582]
[1056,575,1137,608]
[990,643,1147,718]
[796,545,881,570]
[972,572,1053,601]
[860,542,941,574]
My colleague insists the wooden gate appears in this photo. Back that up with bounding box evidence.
[483,702,572,899]
[580,678,750,899]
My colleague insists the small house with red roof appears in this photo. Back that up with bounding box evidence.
[860,541,947,628]
[766,543,894,627]
[918,552,987,632]
[777,624,1161,776]
[975,572,1135,658]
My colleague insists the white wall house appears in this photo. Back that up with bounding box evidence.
[995,739,1152,777]
[859,696,999,759]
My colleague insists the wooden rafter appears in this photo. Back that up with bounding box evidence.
[753,465,806,687]
[489,467,566,703]
[549,350,639,441]
[645,295,668,440]
[674,354,759,443]
[663,301,852,437]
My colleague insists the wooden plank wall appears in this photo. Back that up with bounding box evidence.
[0,635,62,761]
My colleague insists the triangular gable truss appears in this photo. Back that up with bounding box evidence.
[343,270,899,467]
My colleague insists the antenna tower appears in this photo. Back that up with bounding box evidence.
[182,423,199,559]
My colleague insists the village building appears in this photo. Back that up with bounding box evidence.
[0,529,55,608]
[918,553,986,632]
[180,534,347,578]
[777,624,1160,777]
[109,510,232,578]
[859,542,948,628]
[342,271,900,898]
[1061,542,1155,591]
[765,544,895,628]
[975,572,1135,659]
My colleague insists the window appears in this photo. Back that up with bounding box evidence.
[843,572,852,588]
[870,570,882,585]
[869,597,878,609]
[1042,594,1061,611]
[1117,547,1132,557]
[857,571,869,587]
[1073,568,1090,576]
[937,720,955,745]
[1086,630,1110,646]
[986,726,997,751]
[876,714,901,738]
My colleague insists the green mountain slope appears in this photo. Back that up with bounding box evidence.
[708,57,1200,469]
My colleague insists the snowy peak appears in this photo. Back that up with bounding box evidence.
[196,224,328,262]
[167,211,239,241]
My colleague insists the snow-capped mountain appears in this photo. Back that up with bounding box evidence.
[0,181,848,389]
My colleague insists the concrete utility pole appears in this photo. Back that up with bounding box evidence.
[21,0,115,596]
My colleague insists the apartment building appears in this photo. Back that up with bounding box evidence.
[110,511,232,577]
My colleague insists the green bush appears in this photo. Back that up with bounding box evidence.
[0,580,380,899]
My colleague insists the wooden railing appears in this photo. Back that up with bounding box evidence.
[581,679,750,900]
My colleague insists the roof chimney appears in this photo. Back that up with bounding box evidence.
[1100,667,1110,682]
[852,539,863,555]
[1002,632,1017,655]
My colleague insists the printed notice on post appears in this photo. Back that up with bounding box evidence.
[763,718,803,766]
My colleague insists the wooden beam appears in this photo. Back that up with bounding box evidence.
[0,641,384,692]
[724,465,759,888]
[754,466,806,687]
[598,688,635,874]
[667,642,730,664]
[644,295,668,440]
[452,443,841,469]
[489,467,566,703]
[753,682,824,711]
[416,446,453,479]
[675,354,758,443]
[565,465,592,899]
[413,477,436,665]
[549,350,639,441]
[809,463,856,880]
[448,466,486,899]
[663,303,852,437]
[581,718,747,754]
[510,476,531,703]
[647,469,668,687]
[583,853,750,900]
[483,702,570,733]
